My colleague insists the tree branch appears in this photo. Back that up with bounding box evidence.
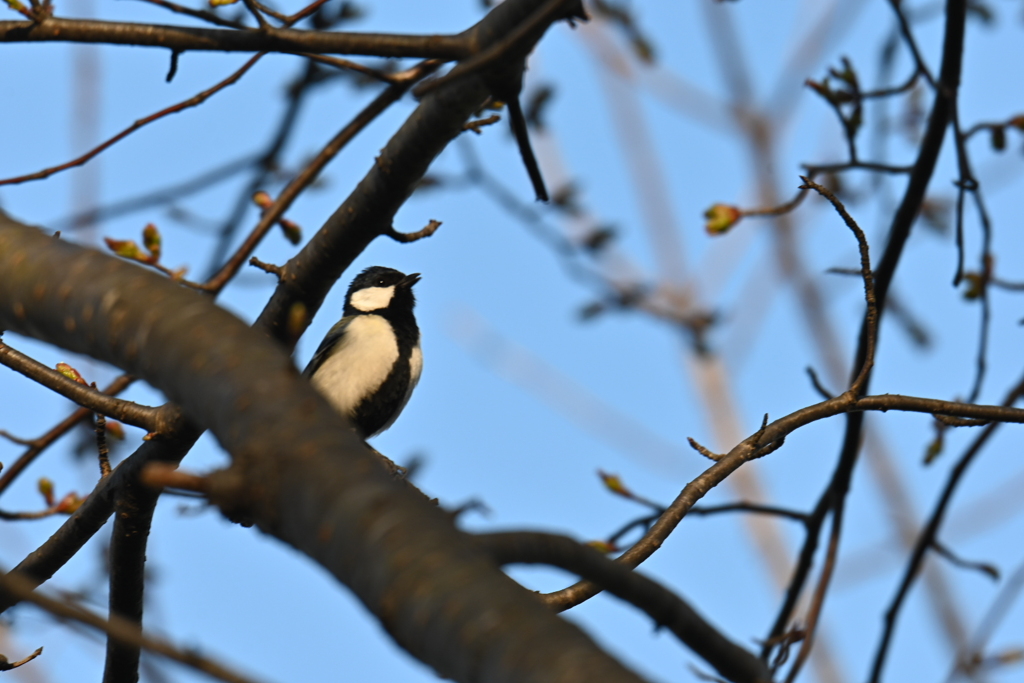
[0,341,168,432]
[763,0,968,673]
[868,368,1024,681]
[0,570,266,683]
[476,531,770,683]
[0,5,655,677]
[0,17,469,58]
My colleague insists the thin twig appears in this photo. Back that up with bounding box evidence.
[0,341,164,431]
[931,540,998,581]
[0,53,265,187]
[806,367,835,400]
[740,185,812,219]
[0,376,134,498]
[248,256,283,278]
[0,646,43,671]
[95,412,111,478]
[298,53,400,83]
[799,176,877,395]
[689,502,809,524]
[133,0,244,28]
[802,160,914,176]
[202,60,440,292]
[385,219,442,244]
[0,571,268,683]
[885,0,936,87]
[933,413,989,427]
[463,114,502,134]
[868,368,1024,682]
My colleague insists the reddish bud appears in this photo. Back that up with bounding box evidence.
[142,223,162,261]
[104,237,144,261]
[38,477,54,506]
[962,272,985,300]
[252,190,274,210]
[105,420,126,440]
[598,470,631,497]
[704,203,742,235]
[55,492,83,514]
[279,218,302,246]
[586,540,617,554]
[56,362,87,384]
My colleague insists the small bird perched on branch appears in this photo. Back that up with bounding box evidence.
[303,266,422,438]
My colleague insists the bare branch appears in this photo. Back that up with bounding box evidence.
[0,17,470,58]
[0,375,134,498]
[386,219,443,244]
[0,53,265,187]
[0,571,266,683]
[477,531,769,683]
[202,59,441,292]
[0,341,167,432]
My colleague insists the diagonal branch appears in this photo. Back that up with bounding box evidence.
[0,570,266,683]
[763,1,968,673]
[0,53,265,187]
[0,210,652,683]
[476,531,769,683]
[0,375,135,498]
[868,369,1024,681]
[0,340,170,432]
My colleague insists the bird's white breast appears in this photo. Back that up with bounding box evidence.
[309,315,398,416]
[407,344,423,401]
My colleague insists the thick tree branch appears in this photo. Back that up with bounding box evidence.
[103,481,159,683]
[0,428,200,614]
[477,532,770,683]
[254,0,577,343]
[2,54,647,683]
[0,0,569,619]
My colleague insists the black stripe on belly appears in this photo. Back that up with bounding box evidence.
[352,346,412,437]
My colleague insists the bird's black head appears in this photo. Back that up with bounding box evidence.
[344,266,420,316]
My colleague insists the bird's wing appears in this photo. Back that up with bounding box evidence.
[301,316,354,378]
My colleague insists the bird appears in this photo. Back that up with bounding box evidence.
[302,266,422,438]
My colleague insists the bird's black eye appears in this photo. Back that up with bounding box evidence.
[378,279,386,286]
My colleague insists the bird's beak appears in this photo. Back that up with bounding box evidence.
[399,273,421,288]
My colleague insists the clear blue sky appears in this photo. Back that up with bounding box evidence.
[2,1,1024,682]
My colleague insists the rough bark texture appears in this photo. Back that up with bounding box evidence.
[0,218,651,683]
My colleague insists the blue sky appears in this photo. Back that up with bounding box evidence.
[2,1,1024,682]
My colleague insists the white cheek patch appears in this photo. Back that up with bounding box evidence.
[350,286,395,312]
